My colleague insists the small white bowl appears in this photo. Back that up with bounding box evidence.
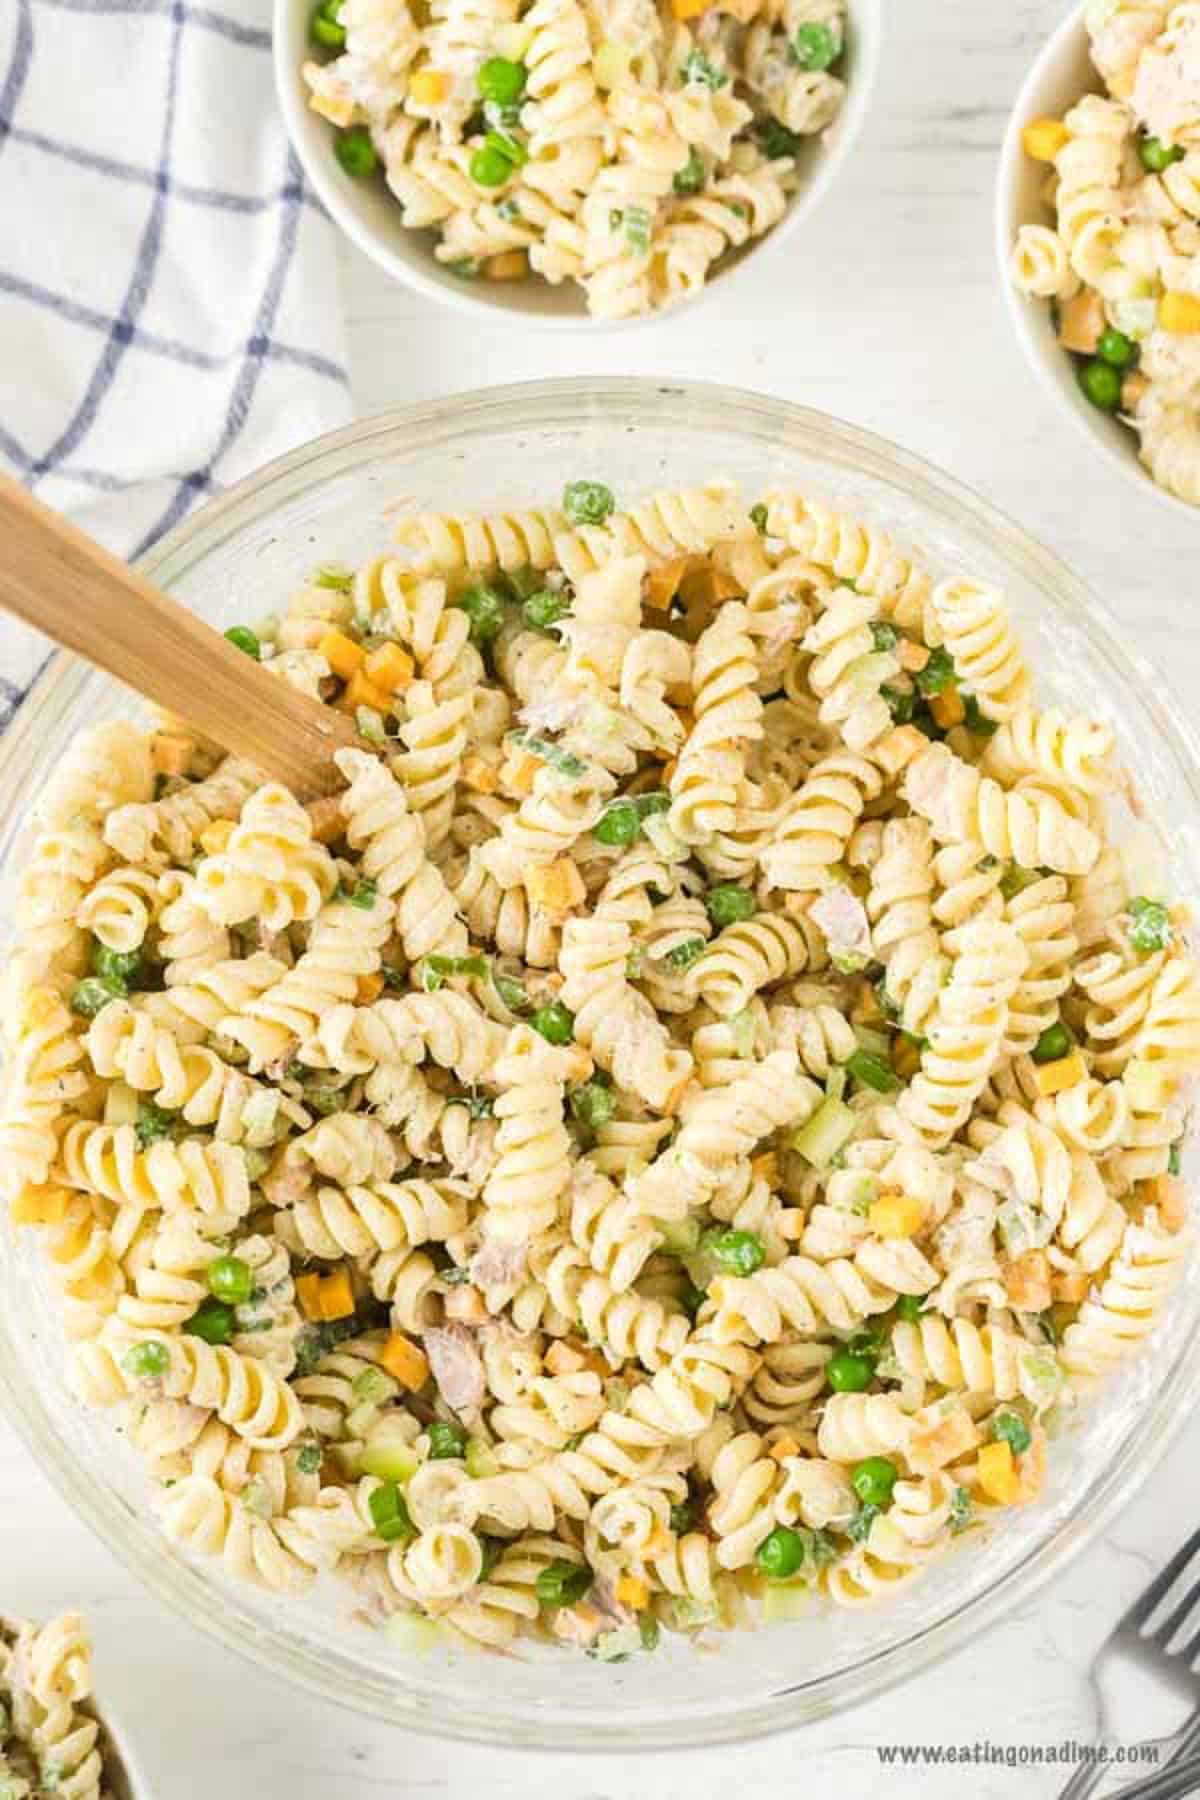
[273,0,883,330]
[995,0,1196,517]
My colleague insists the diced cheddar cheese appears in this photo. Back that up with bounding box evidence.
[508,754,541,797]
[318,629,366,681]
[295,1272,325,1321]
[615,1575,650,1610]
[1034,1050,1086,1096]
[10,1184,69,1227]
[319,1268,355,1321]
[444,1284,488,1324]
[645,553,703,611]
[364,642,414,694]
[896,639,930,674]
[978,1440,1019,1504]
[341,669,393,717]
[545,1340,588,1376]
[1002,1249,1052,1313]
[1142,1173,1188,1233]
[928,687,965,730]
[751,1151,779,1188]
[305,795,344,844]
[1160,291,1200,334]
[1022,117,1069,161]
[409,68,451,105]
[1057,289,1105,355]
[461,754,499,794]
[868,1192,925,1239]
[1051,1269,1090,1304]
[525,858,587,915]
[660,757,679,783]
[380,1331,430,1390]
[356,972,385,1005]
[909,1406,980,1474]
[199,818,234,856]
[892,1035,922,1082]
[150,731,193,776]
[850,977,886,1028]
[872,724,927,778]
[768,1434,800,1462]
[671,0,708,19]
[484,250,528,282]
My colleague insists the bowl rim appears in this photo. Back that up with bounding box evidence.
[272,0,884,333]
[6,376,1200,1747]
[993,0,1198,520]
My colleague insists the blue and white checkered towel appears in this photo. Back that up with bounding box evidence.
[0,0,353,731]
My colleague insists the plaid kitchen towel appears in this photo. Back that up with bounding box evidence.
[0,0,353,731]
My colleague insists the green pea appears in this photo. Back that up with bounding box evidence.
[895,1294,925,1323]
[427,1419,468,1460]
[208,1253,254,1307]
[1031,1020,1071,1064]
[791,21,840,69]
[122,1341,169,1380]
[523,588,571,633]
[70,975,124,1018]
[569,1079,615,1131]
[91,942,143,986]
[1139,133,1184,172]
[669,1501,694,1534]
[134,1102,175,1149]
[1079,358,1122,412]
[594,800,642,847]
[335,126,378,177]
[224,624,261,660]
[991,1410,1032,1456]
[536,1559,593,1607]
[705,884,756,928]
[368,1480,416,1543]
[184,1297,236,1346]
[1127,896,1171,952]
[705,1229,765,1277]
[484,128,527,169]
[296,1443,323,1475]
[826,1349,874,1393]
[673,148,705,194]
[530,1001,574,1044]
[309,0,345,48]
[851,1456,898,1507]
[562,480,615,527]
[1097,328,1136,369]
[456,583,507,643]
[469,142,513,187]
[477,56,526,104]
[757,1525,805,1580]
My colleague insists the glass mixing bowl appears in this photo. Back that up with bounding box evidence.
[2,378,1200,1749]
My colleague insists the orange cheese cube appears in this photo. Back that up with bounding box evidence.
[525,858,587,914]
[150,732,194,776]
[1002,1250,1052,1313]
[868,1192,925,1239]
[1160,291,1200,334]
[978,1440,1020,1504]
[318,1267,355,1321]
[409,68,452,105]
[295,1272,325,1321]
[484,251,528,282]
[318,629,366,681]
[1022,117,1069,161]
[364,642,414,695]
[1034,1051,1086,1096]
[909,1406,980,1474]
[462,754,499,794]
[896,639,930,673]
[356,972,386,1004]
[615,1575,650,1610]
[929,687,966,730]
[341,669,393,717]
[379,1331,430,1390]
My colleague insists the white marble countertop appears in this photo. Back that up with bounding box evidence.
[4,0,1200,1793]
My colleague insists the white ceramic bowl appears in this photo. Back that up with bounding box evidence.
[273,0,883,330]
[995,0,1195,517]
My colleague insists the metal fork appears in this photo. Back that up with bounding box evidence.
[1059,1525,1200,1799]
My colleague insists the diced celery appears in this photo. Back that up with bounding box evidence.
[997,1200,1050,1256]
[465,1436,498,1478]
[240,1088,280,1142]
[1019,1345,1064,1408]
[345,1401,380,1439]
[824,1066,847,1102]
[360,1438,421,1485]
[789,1096,855,1167]
[592,1622,643,1661]
[762,1583,810,1624]
[382,1612,441,1656]
[642,811,687,863]
[353,1365,398,1406]
[655,1216,703,1255]
[1125,1058,1170,1111]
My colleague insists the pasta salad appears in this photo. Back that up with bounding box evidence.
[302,0,848,316]
[1010,0,1200,505]
[3,477,1198,1657]
[1,1613,118,1799]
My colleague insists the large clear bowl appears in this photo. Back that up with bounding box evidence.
[3,378,1200,1749]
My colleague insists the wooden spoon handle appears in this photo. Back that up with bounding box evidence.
[0,473,362,797]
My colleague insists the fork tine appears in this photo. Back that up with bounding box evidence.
[1127,1526,1200,1630]
[1152,1576,1200,1652]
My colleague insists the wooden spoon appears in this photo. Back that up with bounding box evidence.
[0,473,364,797]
